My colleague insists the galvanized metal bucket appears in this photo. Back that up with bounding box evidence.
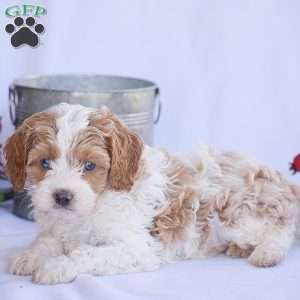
[10,74,161,143]
[8,74,161,220]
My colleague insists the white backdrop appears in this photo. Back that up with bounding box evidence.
[0,0,300,180]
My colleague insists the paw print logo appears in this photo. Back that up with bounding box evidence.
[5,17,44,47]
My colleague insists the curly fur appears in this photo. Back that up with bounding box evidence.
[4,103,300,284]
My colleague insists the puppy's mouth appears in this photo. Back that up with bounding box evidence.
[52,203,73,211]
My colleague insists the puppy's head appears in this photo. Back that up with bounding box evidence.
[4,104,143,216]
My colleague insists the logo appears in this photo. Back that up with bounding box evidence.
[4,5,47,48]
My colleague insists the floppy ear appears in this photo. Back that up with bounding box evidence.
[4,125,27,191]
[4,112,56,192]
[89,109,144,191]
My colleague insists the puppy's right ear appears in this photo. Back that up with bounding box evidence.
[4,111,56,192]
[4,126,27,192]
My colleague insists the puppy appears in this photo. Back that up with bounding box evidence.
[4,103,300,284]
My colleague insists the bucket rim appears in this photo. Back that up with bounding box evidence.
[12,73,159,94]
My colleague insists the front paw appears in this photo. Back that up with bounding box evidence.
[33,256,77,284]
[9,252,38,276]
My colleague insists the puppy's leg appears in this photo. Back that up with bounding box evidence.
[72,243,160,275]
[222,214,295,266]
[226,244,253,258]
[248,224,295,267]
[33,242,160,284]
[9,235,63,276]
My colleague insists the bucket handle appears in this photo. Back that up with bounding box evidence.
[9,85,18,127]
[154,87,161,125]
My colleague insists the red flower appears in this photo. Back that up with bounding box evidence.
[290,154,300,174]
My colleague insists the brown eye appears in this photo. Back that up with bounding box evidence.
[84,161,96,171]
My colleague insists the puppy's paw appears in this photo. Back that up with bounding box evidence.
[226,244,252,258]
[248,245,284,267]
[32,255,77,284]
[9,252,38,276]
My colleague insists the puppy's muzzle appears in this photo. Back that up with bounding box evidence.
[53,189,74,207]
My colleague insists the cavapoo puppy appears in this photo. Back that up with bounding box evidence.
[4,103,300,284]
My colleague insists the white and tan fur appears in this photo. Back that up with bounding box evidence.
[4,103,300,284]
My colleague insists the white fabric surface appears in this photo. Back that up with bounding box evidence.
[0,202,299,300]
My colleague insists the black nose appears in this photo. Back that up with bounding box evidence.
[53,189,74,207]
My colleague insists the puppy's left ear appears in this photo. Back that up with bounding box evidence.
[89,109,144,191]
